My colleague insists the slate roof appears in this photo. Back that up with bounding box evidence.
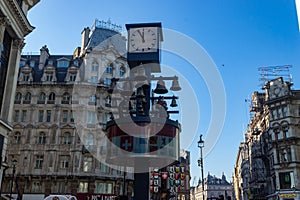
[20,55,78,83]
[87,27,126,55]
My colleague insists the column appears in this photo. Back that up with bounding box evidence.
[1,38,25,122]
[0,17,10,57]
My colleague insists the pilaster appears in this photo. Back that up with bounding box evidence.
[1,38,25,122]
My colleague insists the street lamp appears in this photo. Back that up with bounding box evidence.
[9,158,17,200]
[198,134,205,200]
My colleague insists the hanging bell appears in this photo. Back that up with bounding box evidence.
[154,79,168,94]
[134,67,147,81]
[170,76,181,91]
[136,88,145,98]
[170,97,178,107]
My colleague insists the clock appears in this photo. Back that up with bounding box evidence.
[126,23,162,72]
[129,27,158,53]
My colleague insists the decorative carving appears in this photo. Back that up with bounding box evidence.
[13,39,25,50]
[0,16,10,26]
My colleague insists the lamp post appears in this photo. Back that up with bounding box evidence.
[198,134,205,200]
[9,158,17,200]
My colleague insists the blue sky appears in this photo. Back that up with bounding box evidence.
[24,0,300,184]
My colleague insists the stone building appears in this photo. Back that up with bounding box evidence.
[190,173,233,200]
[0,0,39,195]
[2,20,134,200]
[233,77,300,200]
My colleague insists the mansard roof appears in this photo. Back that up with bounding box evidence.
[20,55,80,83]
[87,27,126,55]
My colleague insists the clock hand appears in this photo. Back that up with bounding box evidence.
[137,29,145,43]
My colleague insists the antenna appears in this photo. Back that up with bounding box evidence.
[258,65,293,88]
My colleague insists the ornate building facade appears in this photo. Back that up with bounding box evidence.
[0,0,39,195]
[190,173,233,200]
[233,77,300,200]
[2,20,134,200]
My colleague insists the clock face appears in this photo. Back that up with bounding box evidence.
[129,27,158,52]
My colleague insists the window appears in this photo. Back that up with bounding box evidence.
[83,156,93,172]
[46,110,51,122]
[282,106,287,117]
[85,133,94,146]
[59,155,70,169]
[87,112,95,124]
[89,95,96,102]
[32,181,41,193]
[15,92,22,103]
[57,60,69,68]
[78,182,88,193]
[38,92,46,103]
[62,92,71,104]
[106,63,113,74]
[22,74,30,81]
[38,110,44,122]
[19,60,25,67]
[279,172,295,189]
[272,110,277,120]
[29,60,35,67]
[38,132,46,144]
[48,60,53,65]
[105,96,111,105]
[24,92,31,103]
[14,132,21,144]
[95,182,113,194]
[14,110,20,122]
[21,110,27,122]
[62,110,68,122]
[105,78,111,86]
[63,132,71,144]
[100,163,110,174]
[90,76,98,83]
[48,92,55,103]
[45,74,53,81]
[120,66,125,77]
[69,74,76,81]
[91,61,99,72]
[35,155,43,168]
[70,111,75,123]
[0,30,12,113]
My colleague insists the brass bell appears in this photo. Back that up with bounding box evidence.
[170,97,178,107]
[154,79,168,94]
[134,66,147,81]
[170,76,181,91]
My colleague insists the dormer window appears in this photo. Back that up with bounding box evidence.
[19,60,26,67]
[23,74,30,81]
[69,74,76,81]
[57,60,69,68]
[46,74,53,81]
[73,60,79,67]
[29,60,35,67]
[48,60,54,65]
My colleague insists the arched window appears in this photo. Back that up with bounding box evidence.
[24,92,31,103]
[38,132,46,144]
[119,66,125,77]
[38,92,46,104]
[62,92,71,104]
[48,92,56,104]
[15,92,22,103]
[63,132,72,144]
[14,132,21,144]
[85,133,94,146]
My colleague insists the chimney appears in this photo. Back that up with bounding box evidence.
[39,45,50,69]
[81,27,90,51]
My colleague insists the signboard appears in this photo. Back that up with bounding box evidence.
[278,193,297,198]
[76,193,117,200]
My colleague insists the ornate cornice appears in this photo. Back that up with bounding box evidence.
[4,0,35,36]
[12,38,25,50]
[0,16,11,27]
